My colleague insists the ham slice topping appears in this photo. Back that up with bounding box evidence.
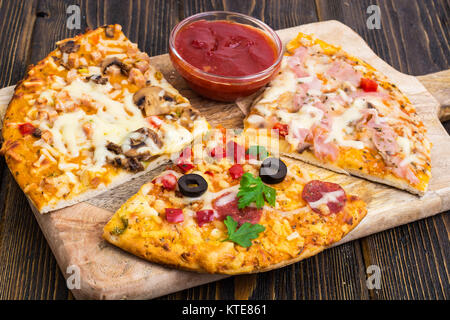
[272,44,420,186]
[165,208,184,223]
[360,110,419,185]
[287,46,309,77]
[392,160,420,185]
[369,122,399,157]
[326,60,362,87]
[312,127,339,161]
[195,209,216,227]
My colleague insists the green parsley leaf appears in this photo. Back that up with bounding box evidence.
[237,172,276,209]
[111,216,128,235]
[223,216,265,248]
[246,145,269,160]
[262,185,276,207]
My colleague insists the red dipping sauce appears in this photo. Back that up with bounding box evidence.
[169,12,282,101]
[174,20,277,77]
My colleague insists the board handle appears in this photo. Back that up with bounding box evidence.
[417,69,450,122]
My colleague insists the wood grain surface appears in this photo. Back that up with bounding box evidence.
[418,70,450,122]
[0,0,448,300]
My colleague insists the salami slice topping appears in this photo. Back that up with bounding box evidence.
[302,180,347,215]
[212,192,262,225]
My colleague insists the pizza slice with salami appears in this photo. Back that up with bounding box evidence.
[244,32,431,195]
[1,25,209,213]
[103,134,367,274]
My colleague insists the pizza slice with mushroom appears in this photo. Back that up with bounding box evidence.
[244,32,431,195]
[1,25,209,213]
[103,135,367,274]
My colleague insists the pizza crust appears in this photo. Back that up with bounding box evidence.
[36,155,170,213]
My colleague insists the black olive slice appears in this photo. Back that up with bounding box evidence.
[178,174,208,197]
[259,157,287,184]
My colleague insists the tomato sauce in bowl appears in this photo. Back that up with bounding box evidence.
[169,12,283,102]
[174,20,278,77]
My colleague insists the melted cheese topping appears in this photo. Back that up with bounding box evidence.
[397,136,419,166]
[278,106,324,131]
[324,98,366,149]
[161,123,193,154]
[38,79,208,170]
[43,79,148,168]
[259,59,297,103]
[180,184,240,209]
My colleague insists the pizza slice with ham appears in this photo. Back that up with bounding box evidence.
[1,25,209,213]
[103,137,367,274]
[244,32,431,195]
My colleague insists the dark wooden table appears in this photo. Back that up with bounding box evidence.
[0,0,448,300]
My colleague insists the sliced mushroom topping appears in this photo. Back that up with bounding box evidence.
[122,149,153,162]
[125,157,144,172]
[52,55,70,69]
[133,87,159,106]
[51,55,70,70]
[129,137,146,149]
[134,127,163,149]
[58,40,80,54]
[109,157,124,168]
[106,141,122,154]
[32,128,42,139]
[137,153,156,162]
[108,156,144,172]
[124,148,139,158]
[287,102,301,113]
[102,25,115,38]
[133,86,175,117]
[60,62,70,70]
[297,143,312,154]
[179,107,200,128]
[101,57,130,75]
[86,74,108,85]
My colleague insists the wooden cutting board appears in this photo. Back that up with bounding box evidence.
[0,20,449,300]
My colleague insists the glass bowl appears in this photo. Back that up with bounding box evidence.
[169,11,283,102]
